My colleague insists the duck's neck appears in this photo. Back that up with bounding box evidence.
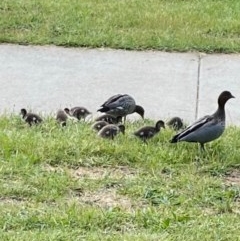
[155,125,161,132]
[22,112,27,118]
[214,105,225,121]
[134,105,144,118]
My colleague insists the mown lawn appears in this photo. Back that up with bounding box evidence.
[1,0,240,52]
[0,115,240,240]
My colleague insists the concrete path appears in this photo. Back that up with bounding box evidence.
[0,44,239,125]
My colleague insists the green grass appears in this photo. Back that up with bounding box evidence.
[0,115,240,240]
[1,0,240,52]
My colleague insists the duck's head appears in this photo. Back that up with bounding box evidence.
[218,91,235,108]
[64,108,70,114]
[118,124,125,134]
[20,108,27,117]
[156,120,165,130]
[61,121,67,127]
[135,105,145,119]
[85,109,92,115]
[116,116,123,123]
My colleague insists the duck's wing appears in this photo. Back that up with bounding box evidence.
[27,113,43,123]
[170,114,214,142]
[134,126,155,137]
[101,94,123,107]
[98,94,125,112]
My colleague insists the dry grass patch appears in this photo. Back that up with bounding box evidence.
[43,164,137,180]
[224,169,240,186]
[71,166,137,180]
[43,164,65,173]
[73,187,145,211]
[0,196,26,205]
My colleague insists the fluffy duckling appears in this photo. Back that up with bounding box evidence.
[20,108,42,126]
[98,94,144,122]
[56,109,68,127]
[95,114,122,124]
[64,107,91,120]
[167,117,184,131]
[98,124,125,140]
[170,91,235,150]
[91,120,108,131]
[134,120,165,142]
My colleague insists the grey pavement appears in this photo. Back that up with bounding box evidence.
[0,44,239,125]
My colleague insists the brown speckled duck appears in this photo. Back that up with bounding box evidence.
[56,109,68,127]
[167,117,184,131]
[20,108,43,126]
[98,124,125,140]
[134,120,165,142]
[170,91,235,150]
[95,114,122,124]
[98,94,144,122]
[64,107,91,121]
[91,120,108,131]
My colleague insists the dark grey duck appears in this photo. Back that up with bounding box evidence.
[20,108,43,126]
[98,94,144,122]
[98,124,125,140]
[134,120,165,142]
[167,117,184,131]
[56,109,68,127]
[92,120,108,131]
[170,91,235,150]
[64,107,91,120]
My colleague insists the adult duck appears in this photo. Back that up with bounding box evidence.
[98,94,144,122]
[170,91,235,150]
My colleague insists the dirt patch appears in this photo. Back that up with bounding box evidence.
[73,188,144,211]
[0,196,26,205]
[43,164,137,180]
[202,207,217,215]
[224,169,240,186]
[71,166,137,180]
[43,164,65,173]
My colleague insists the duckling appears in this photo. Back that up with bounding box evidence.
[134,120,165,143]
[98,124,125,140]
[20,108,42,126]
[64,107,91,121]
[170,91,235,150]
[95,114,122,124]
[56,109,68,127]
[92,120,108,131]
[98,94,144,122]
[167,117,184,131]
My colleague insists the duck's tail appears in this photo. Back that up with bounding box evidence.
[169,134,179,143]
[97,107,110,112]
